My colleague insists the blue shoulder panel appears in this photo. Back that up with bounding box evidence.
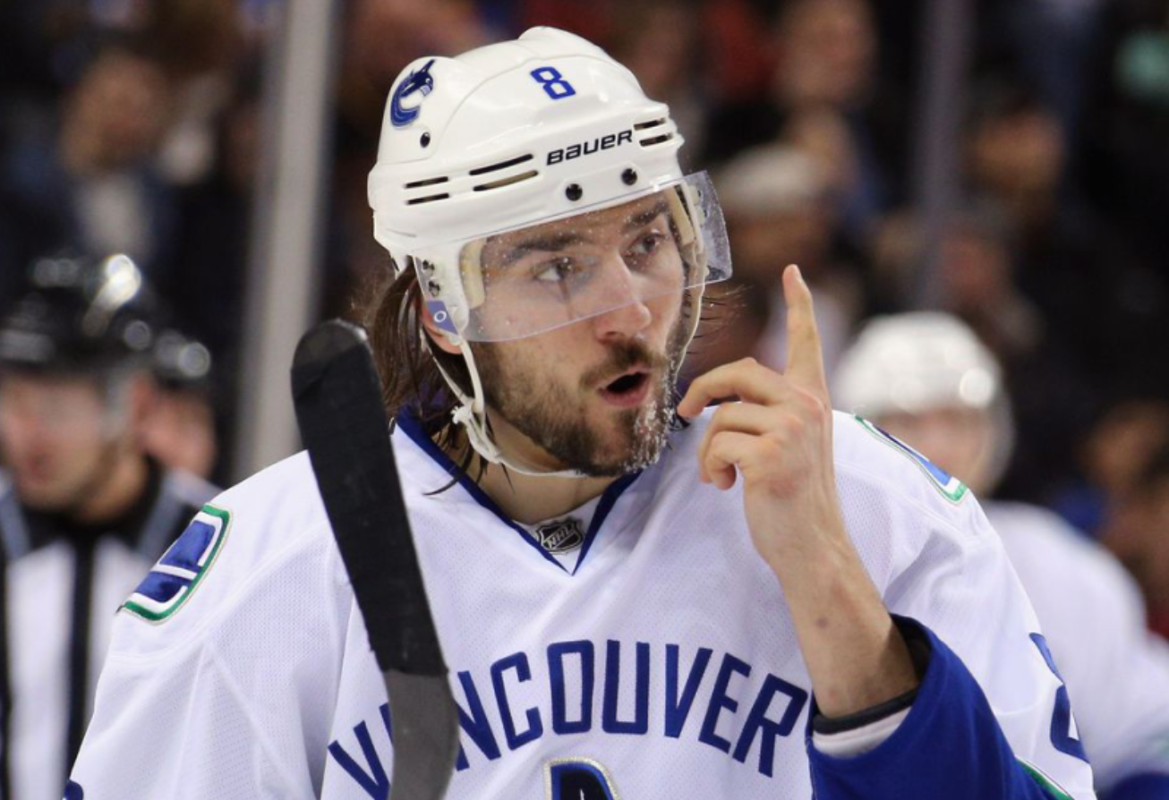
[1101,772,1169,800]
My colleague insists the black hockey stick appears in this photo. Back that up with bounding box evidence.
[292,320,459,800]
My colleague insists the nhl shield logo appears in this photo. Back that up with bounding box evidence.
[534,517,585,555]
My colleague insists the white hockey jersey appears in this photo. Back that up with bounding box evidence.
[986,501,1169,793]
[68,412,1097,799]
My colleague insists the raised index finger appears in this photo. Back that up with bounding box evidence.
[783,264,828,397]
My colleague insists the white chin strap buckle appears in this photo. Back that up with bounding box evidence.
[451,402,502,465]
[449,400,585,479]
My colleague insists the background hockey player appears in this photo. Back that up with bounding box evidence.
[0,254,217,800]
[143,327,218,480]
[71,28,1095,799]
[835,312,1169,800]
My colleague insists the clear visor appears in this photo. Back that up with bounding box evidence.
[420,172,731,342]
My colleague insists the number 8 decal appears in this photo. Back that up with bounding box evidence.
[532,66,577,100]
[545,758,621,799]
[1030,634,1088,762]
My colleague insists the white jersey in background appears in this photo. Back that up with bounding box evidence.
[67,413,1097,799]
[0,466,217,800]
[986,501,1169,793]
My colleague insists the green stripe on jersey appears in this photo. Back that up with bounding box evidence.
[1018,759,1075,800]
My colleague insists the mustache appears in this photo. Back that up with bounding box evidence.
[580,340,671,388]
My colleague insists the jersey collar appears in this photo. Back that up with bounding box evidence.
[394,411,641,575]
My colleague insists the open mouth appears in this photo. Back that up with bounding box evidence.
[598,370,651,407]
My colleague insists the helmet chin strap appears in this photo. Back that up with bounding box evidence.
[424,335,587,479]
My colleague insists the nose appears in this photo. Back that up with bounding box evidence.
[590,256,653,341]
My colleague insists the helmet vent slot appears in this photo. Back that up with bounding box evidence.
[405,176,449,189]
[639,133,675,147]
[407,193,451,205]
[473,170,539,192]
[634,118,667,130]
[469,154,534,176]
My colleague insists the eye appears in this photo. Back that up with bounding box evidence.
[532,256,578,283]
[626,230,667,262]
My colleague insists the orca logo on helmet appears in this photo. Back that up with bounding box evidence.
[390,58,437,128]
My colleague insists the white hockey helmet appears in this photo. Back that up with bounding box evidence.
[368,26,730,342]
[367,27,731,474]
[834,313,1002,417]
[834,312,1014,490]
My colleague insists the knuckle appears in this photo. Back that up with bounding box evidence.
[778,413,804,438]
[711,402,733,427]
[759,434,785,460]
[800,390,827,417]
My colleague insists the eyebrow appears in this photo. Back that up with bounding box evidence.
[492,232,586,268]
[490,199,672,268]
[624,199,670,231]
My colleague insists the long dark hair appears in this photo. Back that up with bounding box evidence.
[361,261,477,477]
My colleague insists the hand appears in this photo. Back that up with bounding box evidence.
[676,264,844,568]
[678,265,918,716]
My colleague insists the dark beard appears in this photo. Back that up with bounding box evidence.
[473,316,690,477]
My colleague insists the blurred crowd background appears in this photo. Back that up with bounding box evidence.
[1,0,1168,627]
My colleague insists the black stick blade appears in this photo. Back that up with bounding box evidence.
[292,320,443,675]
[292,320,458,800]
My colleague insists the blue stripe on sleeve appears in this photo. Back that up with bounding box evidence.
[807,616,1081,800]
[1102,772,1169,800]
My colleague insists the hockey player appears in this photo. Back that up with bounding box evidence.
[835,312,1169,799]
[71,29,1095,799]
[143,328,217,479]
[0,254,217,800]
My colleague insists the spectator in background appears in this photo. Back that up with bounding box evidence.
[967,84,1067,242]
[834,312,1169,800]
[703,0,908,244]
[327,0,495,317]
[0,254,217,800]
[159,73,271,483]
[165,79,260,381]
[1104,444,1169,641]
[1054,399,1169,536]
[0,0,139,140]
[775,0,908,233]
[980,0,1107,142]
[0,46,176,283]
[964,81,1158,395]
[934,206,1042,362]
[716,143,863,375]
[337,0,493,151]
[607,0,707,159]
[144,0,247,188]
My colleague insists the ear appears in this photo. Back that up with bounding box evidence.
[128,372,160,426]
[419,302,462,356]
